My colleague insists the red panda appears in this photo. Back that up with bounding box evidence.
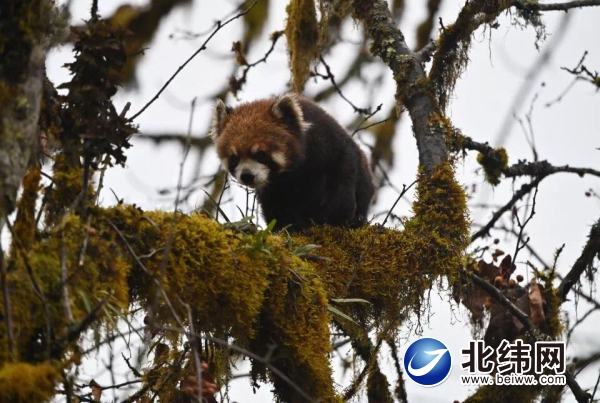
[210,93,375,231]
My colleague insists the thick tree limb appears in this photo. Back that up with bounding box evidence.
[0,44,45,231]
[352,0,448,173]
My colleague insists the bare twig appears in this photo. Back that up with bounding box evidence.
[128,2,257,121]
[503,160,600,180]
[351,103,384,137]
[230,30,284,96]
[134,133,213,150]
[182,300,204,403]
[317,55,371,115]
[382,180,418,227]
[5,218,54,357]
[494,12,572,147]
[467,271,592,402]
[159,326,318,403]
[468,272,536,329]
[511,187,538,266]
[471,177,544,242]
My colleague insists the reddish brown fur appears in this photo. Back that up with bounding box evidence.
[211,94,375,231]
[215,100,304,170]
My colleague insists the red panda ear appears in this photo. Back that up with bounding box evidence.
[272,93,311,133]
[210,99,232,140]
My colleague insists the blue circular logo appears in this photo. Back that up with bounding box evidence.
[403,338,452,387]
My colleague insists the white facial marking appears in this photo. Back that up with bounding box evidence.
[230,146,238,155]
[271,151,287,167]
[251,144,259,153]
[235,159,270,189]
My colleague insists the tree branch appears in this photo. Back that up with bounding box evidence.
[352,0,448,173]
[128,2,257,121]
[503,160,600,179]
[467,272,593,403]
[516,0,600,12]
[558,218,600,301]
[471,177,544,241]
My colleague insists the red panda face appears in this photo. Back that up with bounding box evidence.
[223,143,287,189]
[209,94,309,189]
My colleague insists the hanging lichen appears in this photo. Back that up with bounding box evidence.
[477,147,509,185]
[429,0,512,112]
[0,362,60,402]
[285,0,320,92]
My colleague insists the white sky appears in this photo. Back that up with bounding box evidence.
[40,0,600,402]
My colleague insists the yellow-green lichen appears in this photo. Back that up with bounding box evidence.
[103,206,340,401]
[285,0,320,92]
[10,165,41,250]
[292,162,470,325]
[250,255,340,402]
[5,213,130,363]
[0,362,59,402]
[428,1,510,112]
[477,147,508,185]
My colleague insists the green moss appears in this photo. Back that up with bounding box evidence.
[5,213,130,363]
[250,254,340,402]
[118,209,274,343]
[1,159,470,401]
[477,147,508,186]
[10,165,41,250]
[44,153,86,227]
[292,163,470,325]
[401,162,470,290]
[101,206,340,402]
[0,362,59,402]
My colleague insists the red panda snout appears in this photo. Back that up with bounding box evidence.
[234,158,269,188]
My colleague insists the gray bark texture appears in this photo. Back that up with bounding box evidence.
[352,0,448,173]
[0,0,67,231]
[0,45,45,230]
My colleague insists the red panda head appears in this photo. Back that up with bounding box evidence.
[209,94,310,189]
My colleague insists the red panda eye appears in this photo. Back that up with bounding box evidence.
[229,155,240,171]
[253,150,269,164]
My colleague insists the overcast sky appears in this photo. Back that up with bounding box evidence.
[41,0,600,401]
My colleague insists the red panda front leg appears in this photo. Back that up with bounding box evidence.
[319,154,359,226]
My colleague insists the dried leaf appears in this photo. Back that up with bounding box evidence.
[89,379,102,402]
[528,279,546,327]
